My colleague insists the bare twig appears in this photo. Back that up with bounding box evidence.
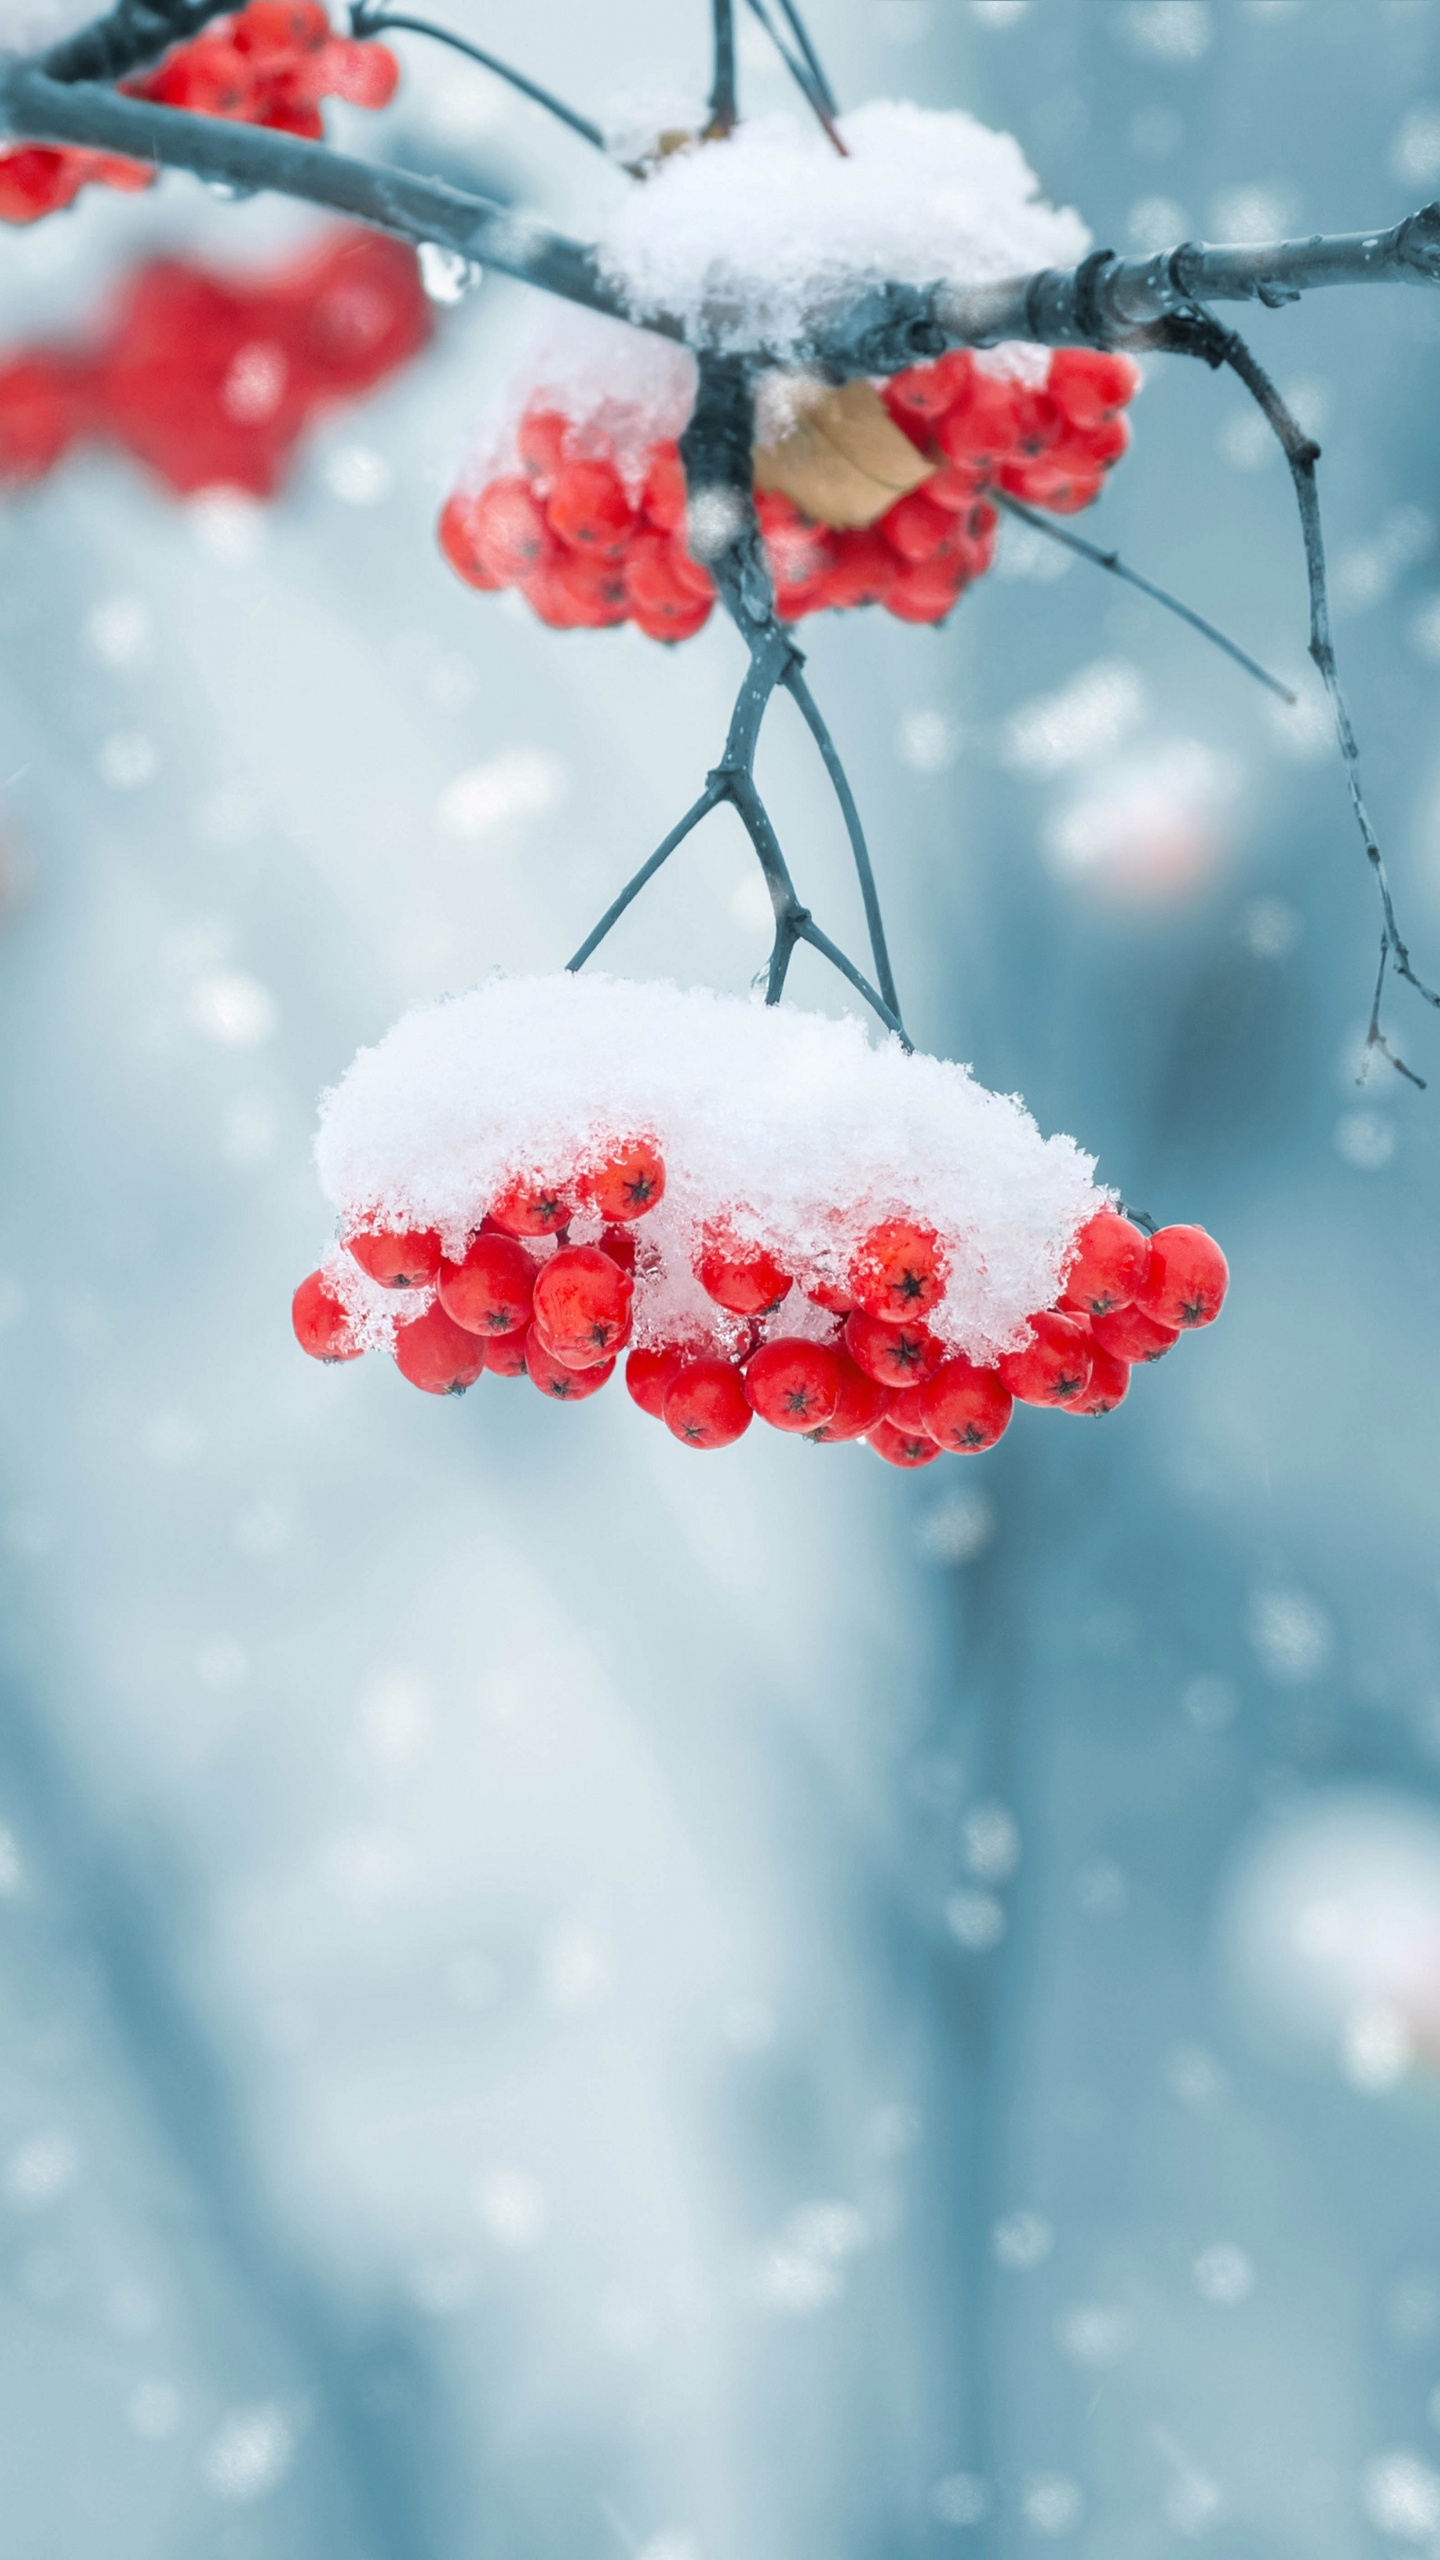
[1170,307,1440,1084]
[772,0,839,115]
[569,355,910,1048]
[992,490,1295,703]
[348,6,607,153]
[709,0,736,134]
[38,0,226,83]
[743,0,847,154]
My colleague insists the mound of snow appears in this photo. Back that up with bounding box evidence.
[312,973,1103,1365]
[593,100,1090,357]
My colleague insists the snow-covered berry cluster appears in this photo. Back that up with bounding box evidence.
[0,230,428,495]
[437,345,1136,639]
[0,1,399,225]
[290,974,1226,1467]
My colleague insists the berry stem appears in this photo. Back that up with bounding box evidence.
[708,0,737,135]
[346,7,608,154]
[992,489,1296,706]
[565,784,722,973]
[742,0,847,155]
[38,0,229,84]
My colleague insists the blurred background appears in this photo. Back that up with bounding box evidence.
[2,1,1440,2552]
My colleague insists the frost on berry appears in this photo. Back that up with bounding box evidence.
[662,1358,752,1451]
[996,1310,1093,1407]
[531,1246,633,1367]
[1061,1208,1149,1318]
[578,1135,665,1221]
[291,1268,361,1362]
[345,1223,443,1289]
[696,1225,790,1317]
[393,1301,485,1395]
[744,1339,842,1434]
[1135,1225,1229,1330]
[437,1232,536,1335]
[488,1173,575,1237]
[849,1216,947,1323]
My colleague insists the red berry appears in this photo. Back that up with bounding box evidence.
[1090,1303,1178,1365]
[531,1245,633,1367]
[886,558,967,624]
[0,147,85,225]
[526,1335,614,1401]
[843,1308,942,1389]
[1069,1347,1131,1416]
[880,489,958,565]
[814,529,896,611]
[578,1135,665,1221]
[849,1216,947,1324]
[744,1338,842,1433]
[917,1355,1013,1453]
[597,1224,637,1274]
[868,1417,941,1469]
[345,1224,442,1288]
[291,1267,361,1362]
[640,442,687,531]
[804,1353,893,1443]
[883,350,971,424]
[437,1232,536,1335]
[470,475,556,583]
[393,1301,486,1395]
[233,0,331,57]
[437,492,504,590]
[532,551,629,628]
[662,1357,752,1450]
[316,36,399,105]
[996,1310,1093,1407]
[517,407,569,483]
[144,37,257,115]
[935,369,1020,468]
[1135,1225,1228,1330]
[625,1342,687,1419]
[484,1325,531,1378]
[1046,348,1140,432]
[546,457,634,554]
[0,353,93,481]
[695,1227,789,1317]
[488,1174,573,1237]
[1062,1208,1150,1318]
[804,1277,856,1317]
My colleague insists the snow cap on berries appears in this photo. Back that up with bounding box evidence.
[312,971,1103,1367]
[593,100,1091,358]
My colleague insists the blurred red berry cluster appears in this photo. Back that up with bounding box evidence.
[0,228,429,496]
[295,1165,1227,1468]
[0,1,399,226]
[437,345,1139,638]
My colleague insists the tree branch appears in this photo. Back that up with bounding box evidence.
[709,0,736,135]
[38,0,226,83]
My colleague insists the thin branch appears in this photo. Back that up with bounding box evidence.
[1182,309,1440,1084]
[993,489,1295,704]
[782,665,900,1016]
[709,0,736,134]
[566,786,720,972]
[348,7,606,153]
[743,0,847,154]
[772,0,838,115]
[798,917,907,1043]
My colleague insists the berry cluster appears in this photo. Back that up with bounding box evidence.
[438,347,1138,638]
[0,1,399,226]
[0,229,429,496]
[294,1168,1227,1470]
